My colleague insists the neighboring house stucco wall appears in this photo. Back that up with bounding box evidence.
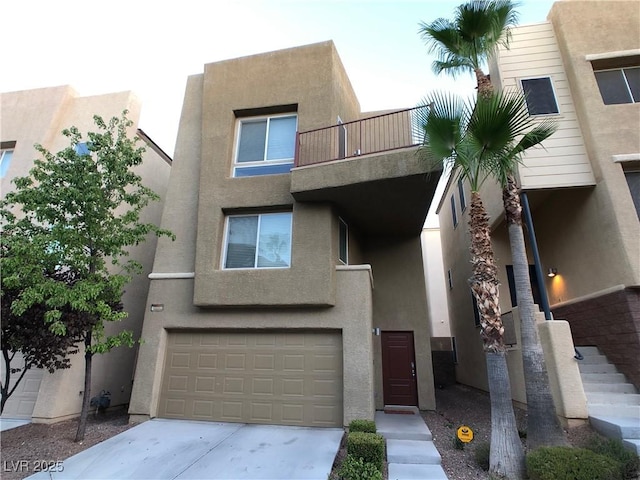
[1,86,170,421]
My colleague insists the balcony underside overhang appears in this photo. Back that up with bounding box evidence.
[291,147,442,236]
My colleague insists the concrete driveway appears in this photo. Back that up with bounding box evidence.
[27,419,343,480]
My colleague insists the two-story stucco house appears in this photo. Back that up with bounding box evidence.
[1,85,171,422]
[128,41,443,427]
[437,0,639,443]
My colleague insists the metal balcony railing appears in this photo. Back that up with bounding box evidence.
[294,105,429,168]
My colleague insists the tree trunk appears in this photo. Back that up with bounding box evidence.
[487,351,526,479]
[468,191,525,477]
[475,69,494,99]
[75,332,93,442]
[503,175,567,449]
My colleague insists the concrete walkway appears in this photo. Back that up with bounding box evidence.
[375,410,448,480]
[0,417,30,431]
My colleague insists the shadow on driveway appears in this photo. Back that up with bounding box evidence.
[27,418,343,480]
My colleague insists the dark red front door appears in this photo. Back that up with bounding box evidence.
[381,331,418,406]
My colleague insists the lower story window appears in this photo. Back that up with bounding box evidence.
[223,212,292,269]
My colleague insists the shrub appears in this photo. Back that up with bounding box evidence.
[474,441,490,471]
[338,454,383,480]
[346,431,385,472]
[348,419,377,433]
[586,436,639,479]
[526,446,621,480]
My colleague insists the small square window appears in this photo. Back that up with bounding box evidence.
[521,77,559,115]
[457,177,466,212]
[594,67,640,105]
[223,212,292,269]
[450,195,458,227]
[233,114,297,177]
[339,217,348,264]
[74,142,91,156]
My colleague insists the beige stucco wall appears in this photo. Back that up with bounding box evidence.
[1,86,170,421]
[421,228,451,339]
[129,267,375,426]
[366,237,436,411]
[192,42,363,308]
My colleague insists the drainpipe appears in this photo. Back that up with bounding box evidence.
[520,191,552,321]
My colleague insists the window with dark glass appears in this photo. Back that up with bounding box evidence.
[521,77,559,115]
[450,194,458,227]
[339,217,348,264]
[457,177,466,212]
[223,212,292,269]
[624,169,640,219]
[594,67,640,105]
[234,114,297,177]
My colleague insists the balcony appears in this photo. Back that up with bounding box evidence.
[291,106,442,237]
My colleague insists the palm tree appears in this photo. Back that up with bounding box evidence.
[419,91,532,479]
[421,0,568,449]
[419,0,518,98]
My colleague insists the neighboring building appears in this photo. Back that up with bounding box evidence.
[1,86,171,422]
[420,227,454,387]
[128,41,443,427]
[438,0,639,412]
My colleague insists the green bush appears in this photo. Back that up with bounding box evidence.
[586,436,639,479]
[338,454,383,480]
[474,441,490,471]
[348,419,377,433]
[346,431,385,472]
[526,446,621,480]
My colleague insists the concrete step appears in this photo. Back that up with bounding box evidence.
[588,404,640,418]
[579,363,618,374]
[583,382,638,394]
[581,373,627,384]
[388,463,448,480]
[586,393,640,405]
[623,438,640,456]
[375,411,432,441]
[576,346,601,356]
[590,416,640,441]
[578,354,609,365]
[387,439,442,464]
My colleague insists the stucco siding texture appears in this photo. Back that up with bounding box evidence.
[129,268,375,426]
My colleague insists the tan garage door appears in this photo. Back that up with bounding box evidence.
[158,330,343,427]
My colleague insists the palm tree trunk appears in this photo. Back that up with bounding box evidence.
[75,332,93,442]
[468,191,525,477]
[475,69,494,99]
[503,175,567,449]
[487,351,526,479]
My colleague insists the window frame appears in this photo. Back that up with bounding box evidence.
[232,113,298,178]
[221,211,293,270]
[593,66,640,105]
[457,177,466,212]
[0,148,14,178]
[520,76,560,116]
[338,217,348,265]
[450,194,458,227]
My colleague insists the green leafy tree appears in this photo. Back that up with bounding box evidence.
[420,0,568,450]
[418,90,555,479]
[0,112,173,441]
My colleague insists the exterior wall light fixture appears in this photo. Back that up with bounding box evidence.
[547,268,558,278]
[150,304,164,312]
[372,328,381,336]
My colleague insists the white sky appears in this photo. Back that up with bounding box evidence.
[4,0,555,225]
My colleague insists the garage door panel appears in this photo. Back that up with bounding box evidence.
[159,331,342,427]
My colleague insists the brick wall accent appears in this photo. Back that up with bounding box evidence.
[552,287,640,388]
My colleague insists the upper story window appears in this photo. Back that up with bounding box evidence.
[594,66,640,105]
[233,114,297,177]
[521,77,559,116]
[74,142,91,155]
[450,194,458,228]
[339,217,348,264]
[0,148,14,178]
[223,212,292,269]
[457,177,466,212]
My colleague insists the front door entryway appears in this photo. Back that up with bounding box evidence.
[381,331,418,406]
